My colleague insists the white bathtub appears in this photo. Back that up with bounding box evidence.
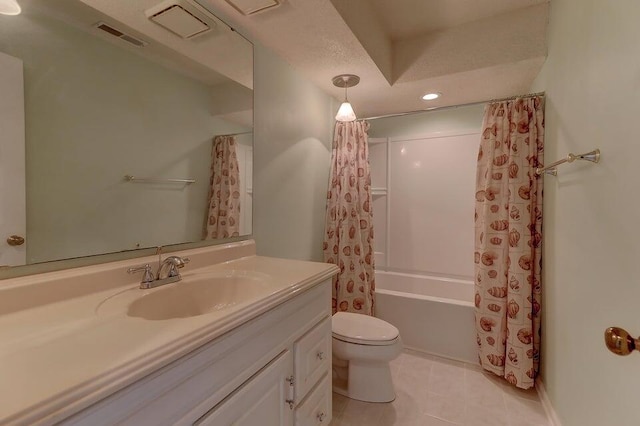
[375,270,478,364]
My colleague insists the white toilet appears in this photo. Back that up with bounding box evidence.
[332,312,402,403]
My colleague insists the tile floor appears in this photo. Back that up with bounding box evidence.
[330,350,550,426]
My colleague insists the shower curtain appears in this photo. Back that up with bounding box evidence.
[204,135,240,239]
[474,96,544,390]
[323,121,375,316]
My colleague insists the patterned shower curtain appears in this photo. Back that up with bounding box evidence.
[324,121,375,316]
[204,135,240,239]
[474,96,544,390]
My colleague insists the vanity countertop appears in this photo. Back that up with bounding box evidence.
[0,242,338,425]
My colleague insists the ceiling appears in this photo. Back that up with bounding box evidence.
[205,0,550,118]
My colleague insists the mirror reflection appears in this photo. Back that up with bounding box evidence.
[0,0,253,268]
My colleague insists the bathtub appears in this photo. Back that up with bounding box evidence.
[375,270,478,364]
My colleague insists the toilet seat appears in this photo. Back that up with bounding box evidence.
[332,312,399,346]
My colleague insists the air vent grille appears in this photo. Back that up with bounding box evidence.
[149,4,210,39]
[225,0,280,15]
[95,22,148,47]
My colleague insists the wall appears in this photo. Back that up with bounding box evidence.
[368,104,484,138]
[0,9,248,263]
[530,1,640,425]
[252,45,338,262]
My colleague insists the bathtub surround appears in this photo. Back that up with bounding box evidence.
[375,271,477,363]
[324,121,376,315]
[474,97,545,390]
[367,107,481,362]
[204,135,241,239]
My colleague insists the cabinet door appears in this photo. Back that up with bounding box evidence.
[294,317,331,402]
[195,350,293,426]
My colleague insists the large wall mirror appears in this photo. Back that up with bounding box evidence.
[0,0,253,273]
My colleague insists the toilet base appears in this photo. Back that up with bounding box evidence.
[332,360,396,403]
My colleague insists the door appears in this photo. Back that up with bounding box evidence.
[0,51,26,266]
[195,350,294,426]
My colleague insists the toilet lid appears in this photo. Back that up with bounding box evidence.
[332,312,399,344]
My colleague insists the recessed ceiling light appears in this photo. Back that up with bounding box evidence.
[422,92,441,101]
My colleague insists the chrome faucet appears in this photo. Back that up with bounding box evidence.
[157,255,190,280]
[127,247,190,289]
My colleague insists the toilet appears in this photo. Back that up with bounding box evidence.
[332,312,403,403]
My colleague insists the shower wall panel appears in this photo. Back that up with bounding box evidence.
[385,132,479,279]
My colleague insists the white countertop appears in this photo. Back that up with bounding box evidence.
[0,245,338,425]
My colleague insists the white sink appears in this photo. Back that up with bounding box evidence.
[97,270,279,320]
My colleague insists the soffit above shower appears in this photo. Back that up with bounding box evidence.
[202,0,550,118]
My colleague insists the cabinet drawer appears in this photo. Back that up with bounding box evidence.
[294,316,331,402]
[295,374,331,426]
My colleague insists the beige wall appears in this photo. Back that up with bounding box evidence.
[531,0,640,424]
[253,44,338,262]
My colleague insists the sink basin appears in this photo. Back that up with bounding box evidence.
[98,270,280,320]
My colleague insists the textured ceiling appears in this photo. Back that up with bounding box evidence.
[205,0,550,118]
[26,0,254,127]
[75,0,254,88]
[36,0,551,118]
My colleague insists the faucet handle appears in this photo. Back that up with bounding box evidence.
[127,264,155,285]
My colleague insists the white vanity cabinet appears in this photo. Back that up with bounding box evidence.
[195,350,294,426]
[62,279,333,426]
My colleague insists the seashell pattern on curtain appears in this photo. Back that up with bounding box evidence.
[323,121,375,316]
[204,135,241,239]
[474,96,544,390]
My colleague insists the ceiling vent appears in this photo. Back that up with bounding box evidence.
[224,0,280,16]
[146,0,216,39]
[94,22,148,47]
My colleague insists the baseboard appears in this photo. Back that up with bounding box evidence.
[402,345,479,366]
[536,378,562,426]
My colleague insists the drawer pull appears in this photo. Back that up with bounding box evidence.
[317,412,326,423]
[316,351,325,360]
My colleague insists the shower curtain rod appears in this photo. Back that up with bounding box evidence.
[362,91,545,121]
[216,131,253,137]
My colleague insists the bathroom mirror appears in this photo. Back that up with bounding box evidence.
[0,0,253,271]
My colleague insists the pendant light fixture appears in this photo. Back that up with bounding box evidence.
[0,0,21,15]
[333,74,360,122]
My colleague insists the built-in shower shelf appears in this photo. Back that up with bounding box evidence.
[372,188,387,196]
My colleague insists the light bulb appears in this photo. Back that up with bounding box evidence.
[335,102,356,122]
[422,92,441,101]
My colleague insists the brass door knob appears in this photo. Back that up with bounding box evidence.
[6,235,25,246]
[604,327,640,356]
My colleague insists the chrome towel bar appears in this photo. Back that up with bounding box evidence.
[535,149,600,176]
[124,175,196,184]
